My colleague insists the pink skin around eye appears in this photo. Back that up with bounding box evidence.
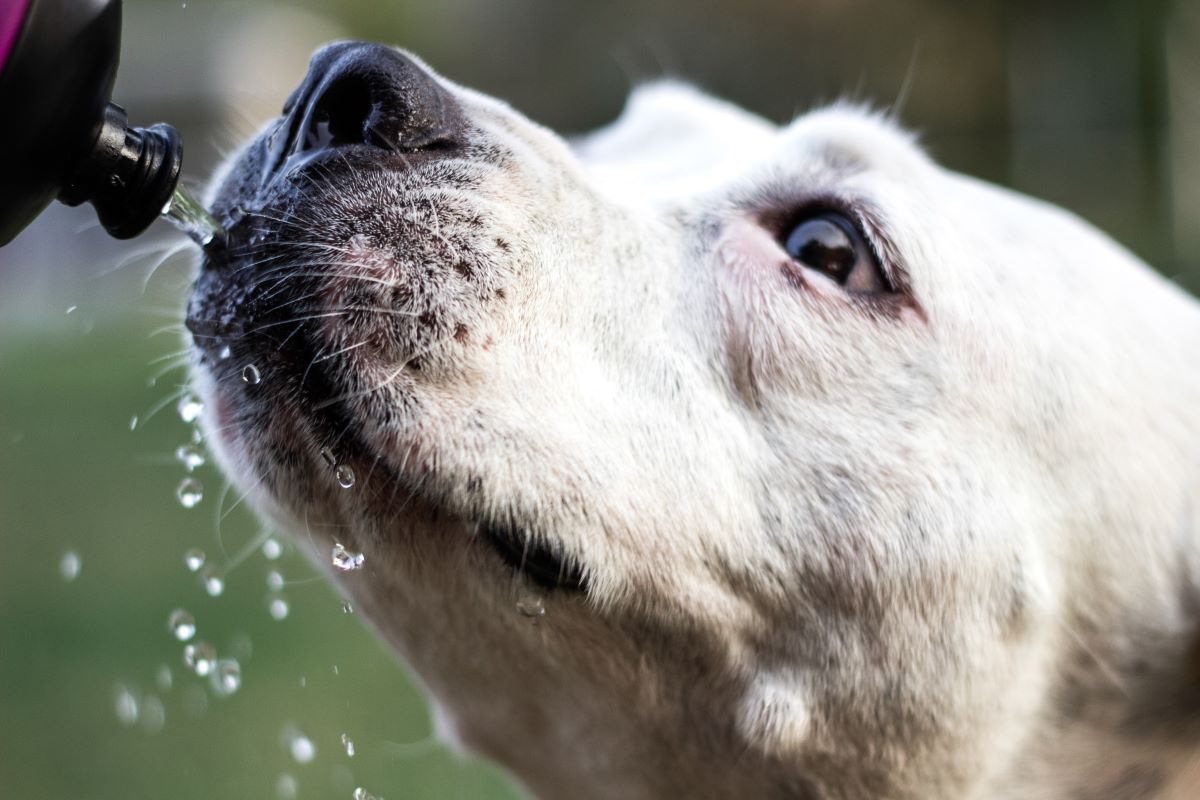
[716,217,843,300]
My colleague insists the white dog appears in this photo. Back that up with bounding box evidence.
[185,42,1200,799]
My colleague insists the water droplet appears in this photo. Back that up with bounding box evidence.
[335,464,356,489]
[341,733,355,757]
[331,543,365,572]
[242,364,261,385]
[341,600,354,614]
[129,415,139,431]
[184,548,206,572]
[276,774,298,799]
[353,788,381,800]
[175,442,206,471]
[516,595,546,618]
[320,447,337,467]
[218,344,232,361]
[287,730,316,764]
[201,566,225,597]
[183,641,217,676]
[113,685,139,726]
[262,537,283,560]
[210,659,242,696]
[267,570,285,591]
[177,394,203,423]
[156,664,173,692]
[140,694,166,734]
[66,305,78,314]
[177,477,204,508]
[59,550,81,582]
[168,608,196,641]
[162,184,225,248]
[268,594,290,620]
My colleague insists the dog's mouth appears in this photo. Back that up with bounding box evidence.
[186,223,398,462]
[184,41,604,601]
[186,225,590,594]
[184,36,503,463]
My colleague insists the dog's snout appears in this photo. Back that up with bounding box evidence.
[268,42,464,175]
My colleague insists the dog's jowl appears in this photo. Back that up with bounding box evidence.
[185,42,1200,799]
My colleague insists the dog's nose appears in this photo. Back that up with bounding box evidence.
[268,42,464,173]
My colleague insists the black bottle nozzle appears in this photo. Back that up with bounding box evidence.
[57,102,182,240]
[0,0,205,247]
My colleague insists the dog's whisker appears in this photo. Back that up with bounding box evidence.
[218,526,277,575]
[92,238,185,279]
[314,340,369,363]
[140,240,197,293]
[379,735,442,760]
[148,347,194,366]
[148,358,192,386]
[211,479,238,560]
[138,385,192,426]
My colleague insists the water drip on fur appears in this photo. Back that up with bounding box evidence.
[331,543,365,572]
[516,594,546,618]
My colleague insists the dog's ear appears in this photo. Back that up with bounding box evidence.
[574,81,774,166]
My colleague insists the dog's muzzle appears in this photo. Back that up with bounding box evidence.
[186,41,466,348]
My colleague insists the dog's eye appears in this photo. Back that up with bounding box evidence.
[480,524,587,593]
[783,213,887,293]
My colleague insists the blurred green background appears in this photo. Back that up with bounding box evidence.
[3,0,1200,797]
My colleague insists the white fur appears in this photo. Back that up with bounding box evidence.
[191,62,1200,799]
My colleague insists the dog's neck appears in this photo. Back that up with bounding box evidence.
[1017,341,1200,797]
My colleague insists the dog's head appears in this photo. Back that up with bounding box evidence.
[187,42,1200,798]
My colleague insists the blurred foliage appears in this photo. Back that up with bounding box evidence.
[0,325,520,799]
[3,0,1200,797]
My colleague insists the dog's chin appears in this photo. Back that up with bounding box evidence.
[187,245,405,507]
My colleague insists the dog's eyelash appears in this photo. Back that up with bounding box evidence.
[752,190,912,298]
[479,524,588,592]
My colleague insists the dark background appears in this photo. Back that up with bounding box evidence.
[1,1,1195,797]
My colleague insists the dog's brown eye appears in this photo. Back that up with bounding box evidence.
[784,213,887,293]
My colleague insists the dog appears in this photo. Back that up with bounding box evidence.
[185,42,1200,798]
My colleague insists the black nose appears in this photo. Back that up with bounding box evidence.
[267,42,464,174]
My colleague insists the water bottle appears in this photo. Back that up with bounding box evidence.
[0,0,218,247]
